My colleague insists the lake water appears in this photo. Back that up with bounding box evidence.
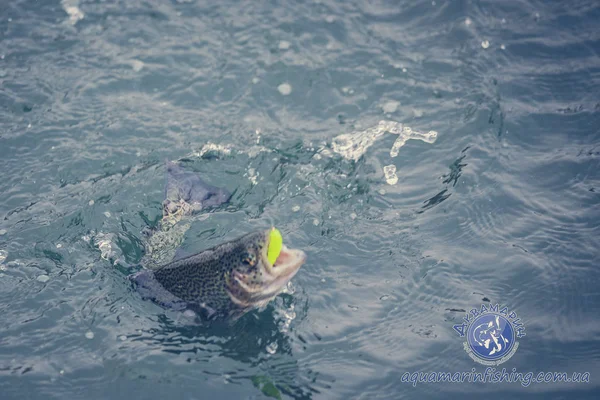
[1,0,599,399]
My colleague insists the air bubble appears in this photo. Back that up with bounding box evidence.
[278,83,292,95]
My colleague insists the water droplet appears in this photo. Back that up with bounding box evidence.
[481,40,490,49]
[266,342,278,354]
[292,205,300,212]
[321,278,326,283]
[36,274,50,283]
[88,200,94,206]
[402,67,407,73]
[0,250,7,264]
[59,370,64,375]
[383,165,398,185]
[63,2,85,25]
[278,83,292,95]
[500,44,506,50]
[85,331,94,339]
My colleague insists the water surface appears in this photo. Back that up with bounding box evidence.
[1,0,599,399]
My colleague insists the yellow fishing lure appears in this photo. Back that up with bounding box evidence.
[267,227,283,265]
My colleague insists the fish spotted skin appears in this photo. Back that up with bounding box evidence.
[131,229,306,321]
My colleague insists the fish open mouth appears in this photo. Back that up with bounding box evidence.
[270,244,306,274]
[263,229,306,283]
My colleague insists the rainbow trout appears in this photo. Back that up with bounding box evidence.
[132,161,306,320]
[131,228,306,319]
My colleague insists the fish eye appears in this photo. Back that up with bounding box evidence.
[242,252,257,267]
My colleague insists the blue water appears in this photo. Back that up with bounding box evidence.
[1,0,599,399]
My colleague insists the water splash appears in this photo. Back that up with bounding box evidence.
[193,142,233,158]
[331,120,438,161]
[389,126,437,157]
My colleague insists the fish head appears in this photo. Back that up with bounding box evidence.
[224,228,306,309]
